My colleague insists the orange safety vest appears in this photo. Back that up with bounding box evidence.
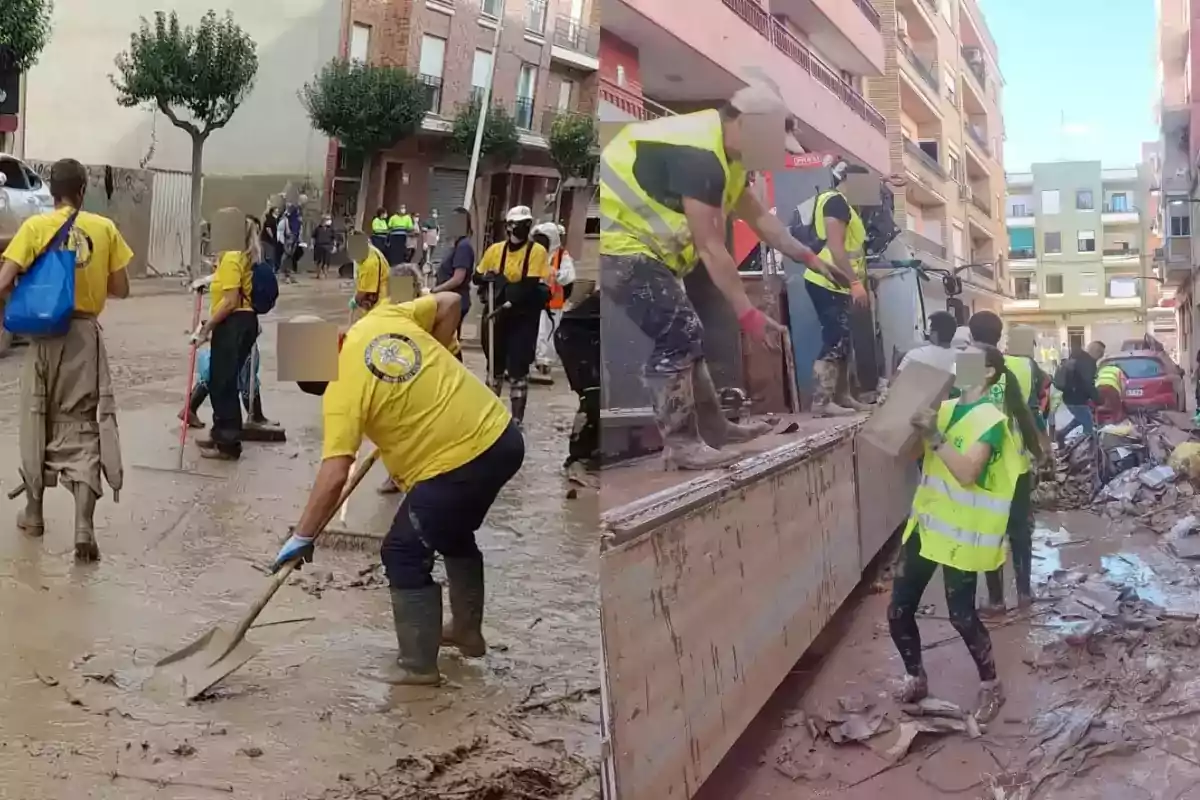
[548,250,566,311]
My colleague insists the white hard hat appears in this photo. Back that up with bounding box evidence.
[505,205,534,223]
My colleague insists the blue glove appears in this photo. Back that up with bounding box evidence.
[272,532,315,573]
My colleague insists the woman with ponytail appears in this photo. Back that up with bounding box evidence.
[888,344,1028,724]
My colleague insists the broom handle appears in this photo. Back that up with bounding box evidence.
[225,449,380,647]
[179,290,203,471]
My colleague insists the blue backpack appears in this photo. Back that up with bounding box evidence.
[4,210,79,336]
[249,261,278,315]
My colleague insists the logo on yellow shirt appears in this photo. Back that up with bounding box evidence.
[68,229,94,269]
[364,333,422,384]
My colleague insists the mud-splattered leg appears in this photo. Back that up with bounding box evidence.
[944,563,1005,722]
[888,529,937,700]
[1008,473,1035,606]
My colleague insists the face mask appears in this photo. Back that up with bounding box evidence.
[508,220,532,244]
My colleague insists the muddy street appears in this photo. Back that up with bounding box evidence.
[696,506,1200,800]
[0,281,599,799]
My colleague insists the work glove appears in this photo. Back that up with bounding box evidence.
[272,531,316,573]
[911,408,944,448]
[849,280,869,308]
[190,274,214,292]
[188,324,209,346]
[738,307,784,351]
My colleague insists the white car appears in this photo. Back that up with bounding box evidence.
[0,153,54,230]
[0,153,54,355]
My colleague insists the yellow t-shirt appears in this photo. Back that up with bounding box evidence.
[210,251,254,316]
[356,245,389,300]
[322,296,511,489]
[475,241,550,283]
[2,206,133,316]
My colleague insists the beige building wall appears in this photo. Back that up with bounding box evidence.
[17,0,340,180]
[867,0,1005,310]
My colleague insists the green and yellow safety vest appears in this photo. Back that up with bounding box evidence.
[371,217,389,234]
[388,214,414,232]
[599,109,747,277]
[904,398,1021,573]
[803,189,868,294]
[986,354,1035,474]
[1096,364,1125,393]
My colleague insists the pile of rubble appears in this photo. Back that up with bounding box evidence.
[1035,410,1200,518]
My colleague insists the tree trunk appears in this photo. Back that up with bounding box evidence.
[188,133,206,278]
[355,152,372,232]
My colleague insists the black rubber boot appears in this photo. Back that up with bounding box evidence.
[387,585,443,686]
[441,556,486,657]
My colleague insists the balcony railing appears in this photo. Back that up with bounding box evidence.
[854,0,882,30]
[967,125,990,154]
[1102,246,1140,257]
[903,137,945,178]
[1167,236,1192,264]
[970,191,992,217]
[900,40,939,92]
[480,0,500,17]
[514,97,535,130]
[971,262,995,280]
[526,0,547,34]
[553,14,599,57]
[1009,247,1036,260]
[1102,203,1138,214]
[962,45,987,88]
[599,79,673,121]
[907,230,947,260]
[720,0,886,133]
[419,74,443,115]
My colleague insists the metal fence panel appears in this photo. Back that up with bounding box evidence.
[148,169,192,275]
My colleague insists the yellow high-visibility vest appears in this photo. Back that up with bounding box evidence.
[1096,364,1125,393]
[599,109,747,277]
[371,217,389,234]
[803,189,868,294]
[987,353,1035,473]
[903,398,1021,573]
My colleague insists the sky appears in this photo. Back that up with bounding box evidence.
[978,0,1158,171]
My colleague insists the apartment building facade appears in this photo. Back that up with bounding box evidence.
[1003,162,1152,357]
[335,0,600,255]
[868,0,1007,317]
[597,0,890,174]
[1155,0,1200,396]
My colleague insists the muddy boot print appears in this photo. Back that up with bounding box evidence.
[441,556,487,657]
[811,361,854,417]
[73,484,100,563]
[646,368,740,471]
[835,362,873,412]
[387,585,443,686]
[975,679,1006,723]
[692,360,773,446]
[17,489,44,538]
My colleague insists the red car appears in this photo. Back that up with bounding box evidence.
[1100,350,1185,411]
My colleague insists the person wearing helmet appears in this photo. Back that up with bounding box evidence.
[473,205,551,426]
[530,221,576,385]
[600,82,839,470]
[794,156,874,418]
[272,294,524,687]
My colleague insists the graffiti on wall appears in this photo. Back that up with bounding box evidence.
[27,160,154,277]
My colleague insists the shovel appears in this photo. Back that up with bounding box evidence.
[157,448,380,699]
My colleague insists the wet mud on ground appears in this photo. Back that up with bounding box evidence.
[697,508,1200,800]
[0,281,598,798]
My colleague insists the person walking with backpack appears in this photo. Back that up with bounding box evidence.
[189,211,271,461]
[0,158,131,562]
